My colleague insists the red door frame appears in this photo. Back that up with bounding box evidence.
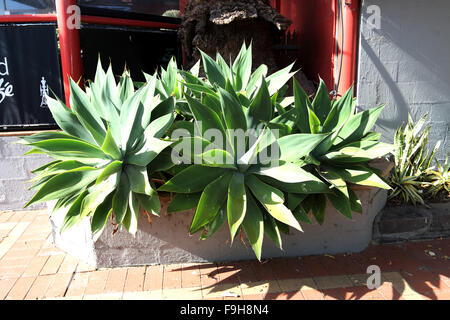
[273,0,360,97]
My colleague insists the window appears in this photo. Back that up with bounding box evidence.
[78,0,179,17]
[1,0,55,15]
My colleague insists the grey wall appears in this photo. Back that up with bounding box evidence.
[357,0,450,161]
[0,136,50,211]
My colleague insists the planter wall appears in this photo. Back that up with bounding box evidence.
[50,159,393,268]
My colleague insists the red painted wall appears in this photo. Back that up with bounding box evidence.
[278,0,336,90]
[178,0,358,95]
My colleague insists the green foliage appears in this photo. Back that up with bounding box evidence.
[281,78,392,222]
[388,113,440,205]
[23,42,391,260]
[158,43,327,259]
[425,154,450,198]
[21,60,175,237]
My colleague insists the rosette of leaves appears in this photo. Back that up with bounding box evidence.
[389,113,441,205]
[275,79,393,223]
[21,61,175,237]
[158,50,329,260]
[425,154,450,198]
[176,42,295,118]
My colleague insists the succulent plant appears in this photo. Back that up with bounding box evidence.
[21,61,175,237]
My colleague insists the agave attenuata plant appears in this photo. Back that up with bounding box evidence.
[272,79,392,223]
[158,46,329,260]
[21,61,175,237]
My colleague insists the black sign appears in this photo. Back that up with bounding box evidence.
[0,23,63,129]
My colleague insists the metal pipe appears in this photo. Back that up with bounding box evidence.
[80,15,179,30]
[337,0,360,96]
[55,0,83,107]
[0,14,57,22]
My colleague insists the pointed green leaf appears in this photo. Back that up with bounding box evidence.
[227,172,246,242]
[25,167,100,207]
[247,78,272,128]
[200,49,226,88]
[158,165,227,193]
[190,171,233,234]
[167,192,202,213]
[243,192,264,260]
[246,175,302,231]
[311,78,332,123]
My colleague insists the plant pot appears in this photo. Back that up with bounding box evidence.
[49,159,393,268]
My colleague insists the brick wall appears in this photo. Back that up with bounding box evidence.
[0,136,51,211]
[357,0,450,162]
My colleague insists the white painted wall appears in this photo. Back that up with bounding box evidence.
[357,0,450,161]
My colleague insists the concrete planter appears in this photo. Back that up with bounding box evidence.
[49,159,393,268]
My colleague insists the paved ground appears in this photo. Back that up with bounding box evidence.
[0,210,449,300]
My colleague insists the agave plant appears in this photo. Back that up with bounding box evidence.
[389,113,440,205]
[272,79,393,223]
[21,61,175,237]
[158,46,332,260]
[425,154,449,199]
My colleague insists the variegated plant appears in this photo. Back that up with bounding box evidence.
[21,61,175,237]
[389,113,441,205]
[425,154,450,198]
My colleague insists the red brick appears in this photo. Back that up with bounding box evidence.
[163,264,182,289]
[376,282,402,300]
[25,274,55,300]
[407,277,450,294]
[0,211,14,223]
[11,240,45,250]
[269,258,305,280]
[5,276,36,300]
[22,256,49,277]
[124,267,146,292]
[432,290,450,300]
[2,248,39,260]
[19,211,38,223]
[40,254,65,275]
[45,273,73,298]
[301,288,324,300]
[216,264,241,284]
[65,272,89,297]
[248,260,276,282]
[58,255,79,274]
[301,256,328,277]
[322,286,384,300]
[198,263,219,287]
[0,266,27,280]
[181,264,202,288]
[84,270,110,296]
[264,291,305,300]
[0,278,18,299]
[7,211,27,223]
[105,268,127,293]
[243,294,263,300]
[0,257,31,268]
[37,247,64,257]
[144,265,163,291]
[233,261,260,283]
